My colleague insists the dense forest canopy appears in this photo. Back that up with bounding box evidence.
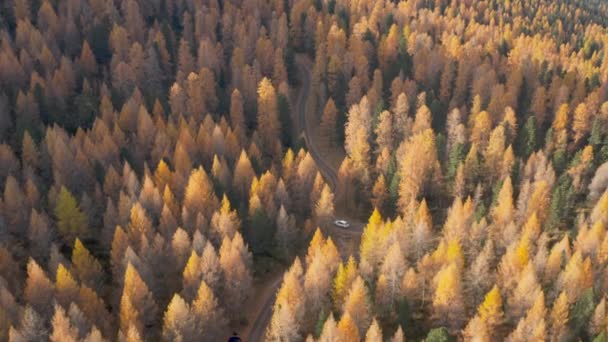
[0,0,608,341]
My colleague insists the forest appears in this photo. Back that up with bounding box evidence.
[1,0,608,341]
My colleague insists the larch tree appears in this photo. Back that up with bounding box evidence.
[477,285,504,334]
[398,129,439,213]
[171,228,192,273]
[375,110,394,153]
[412,104,432,135]
[412,199,433,260]
[200,241,221,293]
[257,77,281,157]
[233,150,256,201]
[344,97,372,183]
[50,304,79,342]
[83,327,106,342]
[462,315,490,342]
[192,280,227,341]
[318,313,338,342]
[266,301,299,342]
[371,175,388,213]
[275,205,297,259]
[333,256,359,311]
[556,251,592,304]
[508,263,542,322]
[393,93,411,142]
[210,195,241,240]
[181,251,202,301]
[432,263,466,334]
[24,258,54,319]
[120,263,158,338]
[337,312,360,342]
[342,276,371,334]
[219,233,253,320]
[54,186,88,244]
[55,264,79,309]
[589,297,606,337]
[470,111,492,150]
[391,326,405,342]
[184,166,219,219]
[162,294,196,342]
[28,209,51,260]
[572,103,590,145]
[71,239,104,293]
[230,89,246,143]
[314,184,335,227]
[466,241,495,308]
[111,226,129,283]
[365,318,383,342]
[16,306,48,342]
[274,258,305,324]
[304,251,332,323]
[549,291,569,341]
[359,209,386,280]
[77,286,112,338]
[126,203,153,249]
[491,176,515,228]
[379,242,406,310]
[320,98,338,147]
[506,292,547,342]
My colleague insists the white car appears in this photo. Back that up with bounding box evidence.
[334,220,350,228]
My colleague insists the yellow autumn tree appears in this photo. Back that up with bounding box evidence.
[257,77,280,157]
[337,312,360,342]
[432,263,466,333]
[398,129,439,213]
[477,285,504,333]
[549,291,569,341]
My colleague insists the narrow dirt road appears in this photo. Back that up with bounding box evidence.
[245,55,365,342]
[296,57,338,190]
[239,272,284,341]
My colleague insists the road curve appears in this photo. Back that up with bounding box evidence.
[246,55,362,342]
[244,274,283,342]
[295,57,339,191]
[245,56,319,342]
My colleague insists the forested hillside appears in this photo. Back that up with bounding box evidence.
[0,0,608,341]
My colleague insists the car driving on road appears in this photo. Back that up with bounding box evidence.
[334,219,350,228]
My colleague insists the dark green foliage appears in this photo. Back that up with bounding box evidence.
[87,18,112,64]
[70,92,98,132]
[387,170,400,216]
[425,327,450,342]
[583,39,600,59]
[552,147,568,175]
[396,299,419,337]
[590,118,604,147]
[314,309,328,338]
[474,202,487,223]
[594,332,608,342]
[397,33,412,77]
[548,174,575,231]
[142,47,166,106]
[278,94,294,149]
[245,208,276,256]
[447,143,466,180]
[285,46,297,85]
[517,116,537,158]
[569,288,595,339]
[429,98,446,133]
[327,0,336,14]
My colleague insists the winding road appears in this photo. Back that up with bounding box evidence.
[244,55,365,342]
[295,57,338,190]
